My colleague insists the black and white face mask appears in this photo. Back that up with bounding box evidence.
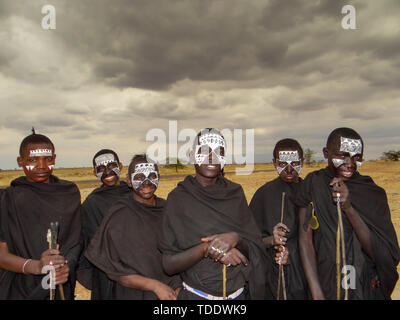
[193,132,226,169]
[276,150,302,175]
[94,153,120,181]
[131,162,159,190]
[332,137,363,169]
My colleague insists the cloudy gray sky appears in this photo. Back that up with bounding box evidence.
[0,0,399,169]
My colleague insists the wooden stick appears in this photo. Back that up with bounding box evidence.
[222,264,227,299]
[276,192,287,300]
[337,195,348,300]
[47,222,65,300]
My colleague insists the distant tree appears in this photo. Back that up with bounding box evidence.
[304,148,316,165]
[381,150,400,161]
[164,158,185,173]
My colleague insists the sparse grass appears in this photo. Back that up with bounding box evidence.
[2,161,400,299]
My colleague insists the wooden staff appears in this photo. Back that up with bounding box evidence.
[47,222,65,300]
[336,192,348,300]
[277,192,287,300]
[223,264,227,300]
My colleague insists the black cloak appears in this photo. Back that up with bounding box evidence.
[85,195,181,300]
[159,175,267,299]
[77,181,131,299]
[295,167,400,299]
[0,176,82,300]
[249,177,309,299]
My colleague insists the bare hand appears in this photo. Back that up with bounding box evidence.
[201,232,240,261]
[272,223,290,247]
[38,249,66,274]
[219,248,248,267]
[54,262,69,285]
[330,178,351,210]
[275,246,289,265]
[153,281,178,300]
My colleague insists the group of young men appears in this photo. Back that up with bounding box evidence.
[0,127,398,300]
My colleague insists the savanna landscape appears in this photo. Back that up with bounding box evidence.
[1,160,399,300]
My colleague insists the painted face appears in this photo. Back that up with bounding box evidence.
[194,132,226,169]
[275,150,302,183]
[329,136,363,180]
[94,153,120,185]
[19,144,56,183]
[131,162,159,191]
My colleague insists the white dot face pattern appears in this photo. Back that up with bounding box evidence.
[276,151,302,175]
[194,133,226,168]
[131,163,159,190]
[29,149,53,157]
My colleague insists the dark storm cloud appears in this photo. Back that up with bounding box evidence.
[1,0,400,168]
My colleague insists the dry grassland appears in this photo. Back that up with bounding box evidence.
[1,161,399,299]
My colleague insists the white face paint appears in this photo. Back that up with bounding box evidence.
[332,137,363,169]
[340,137,363,157]
[25,165,35,171]
[48,165,55,171]
[276,151,302,175]
[94,153,120,181]
[194,132,226,168]
[29,149,53,157]
[131,162,159,190]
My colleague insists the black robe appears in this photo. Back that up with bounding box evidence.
[249,177,309,299]
[77,182,131,300]
[295,167,400,299]
[159,175,267,299]
[85,195,181,300]
[0,176,82,300]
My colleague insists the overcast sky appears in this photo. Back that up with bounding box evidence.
[0,0,399,169]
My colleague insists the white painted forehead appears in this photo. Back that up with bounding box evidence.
[197,133,226,148]
[94,153,117,167]
[278,150,300,162]
[134,162,156,173]
[340,137,363,156]
[29,149,53,157]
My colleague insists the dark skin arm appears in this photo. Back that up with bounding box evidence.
[163,232,248,275]
[0,241,69,285]
[107,273,179,300]
[330,178,374,261]
[298,208,325,300]
[162,242,209,275]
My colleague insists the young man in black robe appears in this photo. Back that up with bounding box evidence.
[297,127,400,300]
[77,149,131,299]
[0,130,81,300]
[250,138,308,299]
[85,154,181,299]
[160,128,267,300]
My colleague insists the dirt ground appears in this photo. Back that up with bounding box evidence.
[2,161,400,299]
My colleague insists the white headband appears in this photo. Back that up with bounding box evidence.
[29,149,53,157]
